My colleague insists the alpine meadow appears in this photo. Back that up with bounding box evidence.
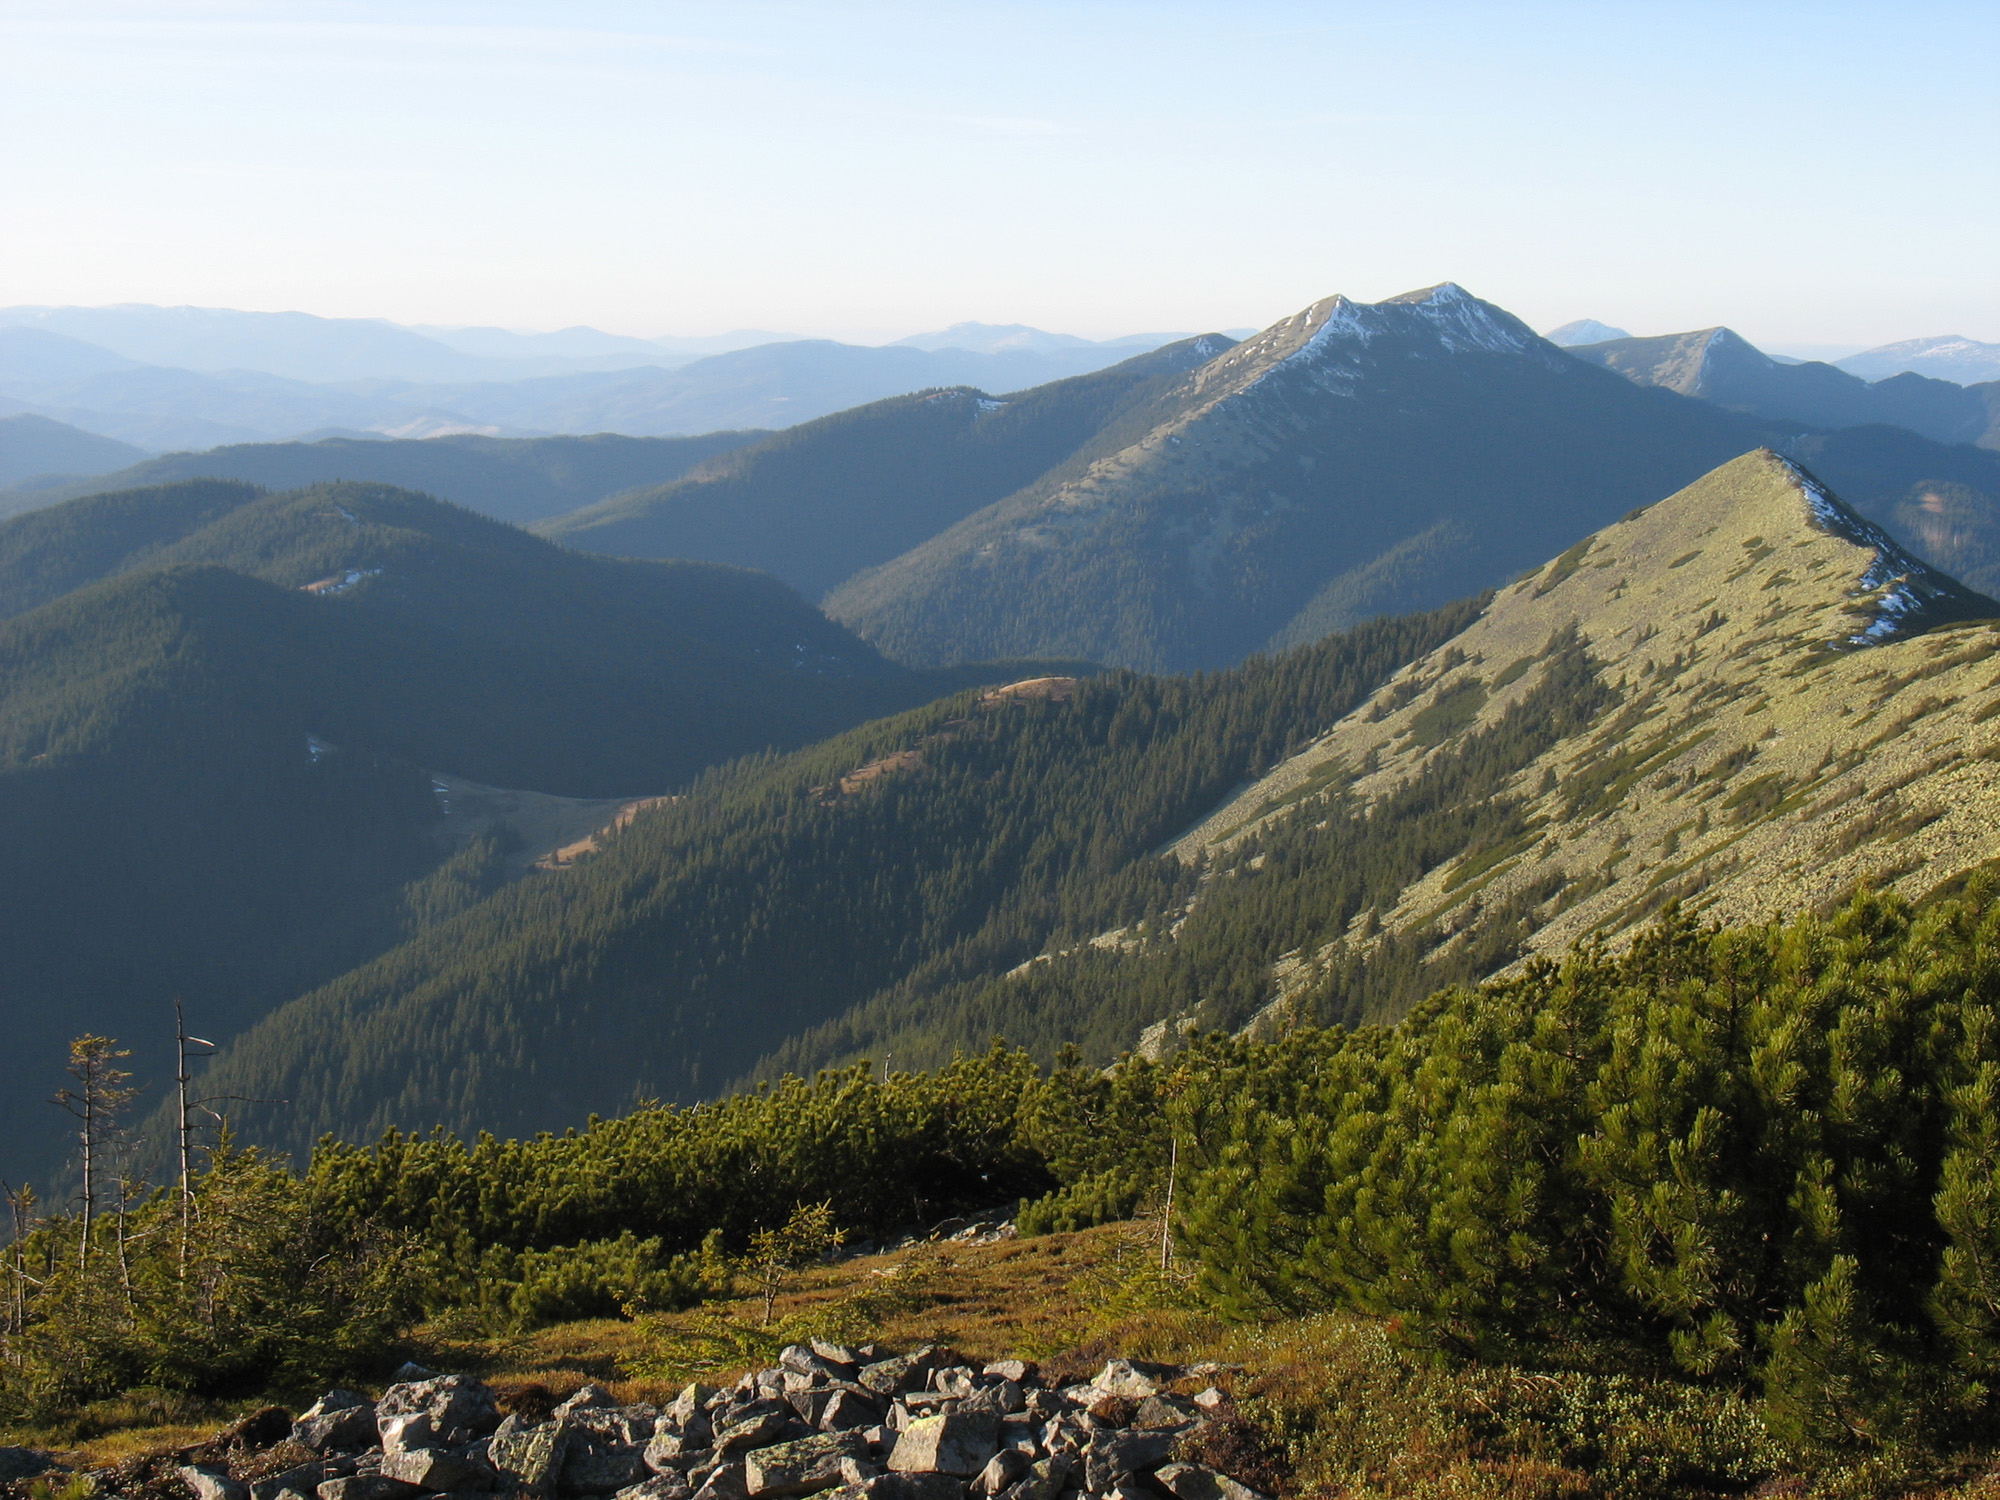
[8,9,2000,1498]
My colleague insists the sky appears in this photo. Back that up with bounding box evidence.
[3,1,1997,352]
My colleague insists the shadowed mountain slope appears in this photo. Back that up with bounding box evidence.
[535,336,1235,599]
[0,479,1046,1188]
[0,412,150,488]
[824,285,1780,671]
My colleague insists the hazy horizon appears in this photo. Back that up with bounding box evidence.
[4,2,1997,352]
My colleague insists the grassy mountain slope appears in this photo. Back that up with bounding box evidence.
[1166,449,2000,1018]
[0,479,1047,1187]
[753,454,2000,1085]
[0,429,763,525]
[824,285,1785,672]
[1569,326,2000,448]
[535,337,1235,599]
[172,603,1478,1160]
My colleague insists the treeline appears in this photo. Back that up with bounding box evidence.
[9,878,2000,1465]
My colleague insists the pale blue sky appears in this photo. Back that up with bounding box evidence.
[4,1,1995,349]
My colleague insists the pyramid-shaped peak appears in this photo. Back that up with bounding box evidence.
[1531,449,1998,650]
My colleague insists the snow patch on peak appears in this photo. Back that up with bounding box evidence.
[1780,456,1984,647]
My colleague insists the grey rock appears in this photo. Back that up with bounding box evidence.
[979,1364,1036,1387]
[788,1390,835,1428]
[713,1407,792,1456]
[295,1406,380,1454]
[253,1460,344,1500]
[181,1467,251,1500]
[391,1363,439,1384]
[780,1347,848,1383]
[644,1428,709,1473]
[816,1391,880,1433]
[973,1450,1028,1496]
[563,1448,651,1495]
[994,1455,1069,1500]
[1129,1396,1198,1431]
[744,1432,868,1497]
[867,1476,963,1500]
[380,1448,490,1492]
[926,1370,975,1400]
[809,1342,861,1370]
[377,1413,437,1456]
[1082,1431,1176,1493]
[556,1385,620,1417]
[302,1392,370,1419]
[887,1413,999,1477]
[617,1478,693,1500]
[318,1479,421,1500]
[834,1459,878,1486]
[1189,1390,1226,1414]
[1089,1363,1174,1401]
[571,1409,660,1447]
[1104,1484,1152,1500]
[956,1383,1021,1419]
[1153,1464,1264,1500]
[670,1386,721,1427]
[490,1420,573,1494]
[693,1463,749,1500]
[376,1376,501,1451]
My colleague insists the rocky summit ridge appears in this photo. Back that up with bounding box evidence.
[1172,450,2000,1007]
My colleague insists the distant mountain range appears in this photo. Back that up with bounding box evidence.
[1837,334,2000,385]
[1565,326,2000,448]
[1,429,767,526]
[526,286,2000,672]
[0,305,1190,458]
[1542,318,1630,346]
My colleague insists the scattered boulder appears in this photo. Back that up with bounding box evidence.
[1090,1362,1175,1400]
[317,1478,421,1500]
[554,1384,620,1416]
[743,1431,868,1497]
[618,1477,695,1500]
[294,1395,379,1454]
[887,1412,1000,1477]
[1129,1395,1198,1431]
[379,1448,491,1492]
[489,1419,572,1495]
[182,1467,252,1500]
[1154,1463,1266,1500]
[1082,1430,1177,1494]
[376,1375,502,1452]
[693,1462,750,1500]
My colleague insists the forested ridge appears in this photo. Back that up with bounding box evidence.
[181,599,1483,1158]
[0,476,1053,1191]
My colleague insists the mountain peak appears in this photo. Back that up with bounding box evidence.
[1174,449,2000,982]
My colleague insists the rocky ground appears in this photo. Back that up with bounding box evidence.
[1,1343,1270,1500]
